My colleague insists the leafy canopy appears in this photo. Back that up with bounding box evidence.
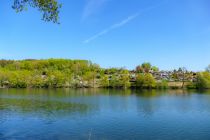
[12,0,62,23]
[136,62,159,73]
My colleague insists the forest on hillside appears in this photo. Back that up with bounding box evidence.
[0,59,209,89]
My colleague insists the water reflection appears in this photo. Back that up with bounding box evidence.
[1,89,210,117]
[0,90,99,121]
[1,89,210,140]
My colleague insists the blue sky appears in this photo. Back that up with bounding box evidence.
[0,0,210,71]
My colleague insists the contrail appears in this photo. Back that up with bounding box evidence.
[84,13,139,43]
[83,1,168,44]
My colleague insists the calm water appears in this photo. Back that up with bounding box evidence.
[0,89,210,140]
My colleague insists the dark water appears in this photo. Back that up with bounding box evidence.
[0,89,210,140]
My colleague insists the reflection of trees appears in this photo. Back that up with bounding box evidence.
[105,89,133,112]
[134,89,196,97]
[134,90,161,116]
[134,89,210,116]
[166,89,192,95]
[133,90,192,116]
[1,88,210,119]
[135,90,161,98]
[0,98,92,118]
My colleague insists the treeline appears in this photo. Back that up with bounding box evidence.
[0,59,209,89]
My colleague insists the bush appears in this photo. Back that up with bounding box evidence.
[196,72,210,89]
[156,80,168,89]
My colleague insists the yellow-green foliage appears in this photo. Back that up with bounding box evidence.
[0,59,98,88]
[136,73,156,89]
[12,0,62,23]
[109,69,131,88]
[156,80,168,89]
[1,59,209,89]
[196,72,210,89]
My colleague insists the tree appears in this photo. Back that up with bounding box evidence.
[172,69,178,81]
[196,72,210,89]
[143,73,156,89]
[180,67,187,88]
[46,70,67,88]
[136,65,144,73]
[0,71,9,87]
[151,66,159,72]
[136,62,155,73]
[109,75,118,88]
[100,75,109,88]
[136,74,145,88]
[156,80,168,89]
[119,70,130,89]
[136,73,156,89]
[83,71,97,88]
[12,0,62,23]
[141,62,151,73]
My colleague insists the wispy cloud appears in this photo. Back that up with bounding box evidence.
[83,13,140,43]
[83,1,166,44]
[82,0,108,21]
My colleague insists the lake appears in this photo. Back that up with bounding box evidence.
[0,89,210,140]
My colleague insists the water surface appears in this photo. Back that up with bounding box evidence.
[0,89,210,140]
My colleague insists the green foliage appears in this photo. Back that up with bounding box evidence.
[186,82,196,89]
[47,70,68,88]
[136,62,158,73]
[156,80,168,89]
[100,75,109,88]
[12,0,62,23]
[196,72,210,89]
[0,59,97,88]
[142,62,151,70]
[151,66,159,72]
[119,70,131,89]
[109,69,131,89]
[136,74,144,87]
[136,73,156,89]
[1,59,209,89]
[83,71,97,88]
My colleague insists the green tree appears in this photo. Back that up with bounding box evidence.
[83,71,97,88]
[0,71,9,87]
[29,73,47,88]
[109,75,119,88]
[196,72,210,89]
[47,71,67,88]
[136,62,155,73]
[136,74,145,88]
[100,75,109,88]
[143,73,156,89]
[136,73,156,89]
[108,69,131,89]
[172,69,178,81]
[12,0,62,23]
[142,62,151,73]
[119,70,131,89]
[151,66,159,72]
[156,80,168,89]
[7,71,31,88]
